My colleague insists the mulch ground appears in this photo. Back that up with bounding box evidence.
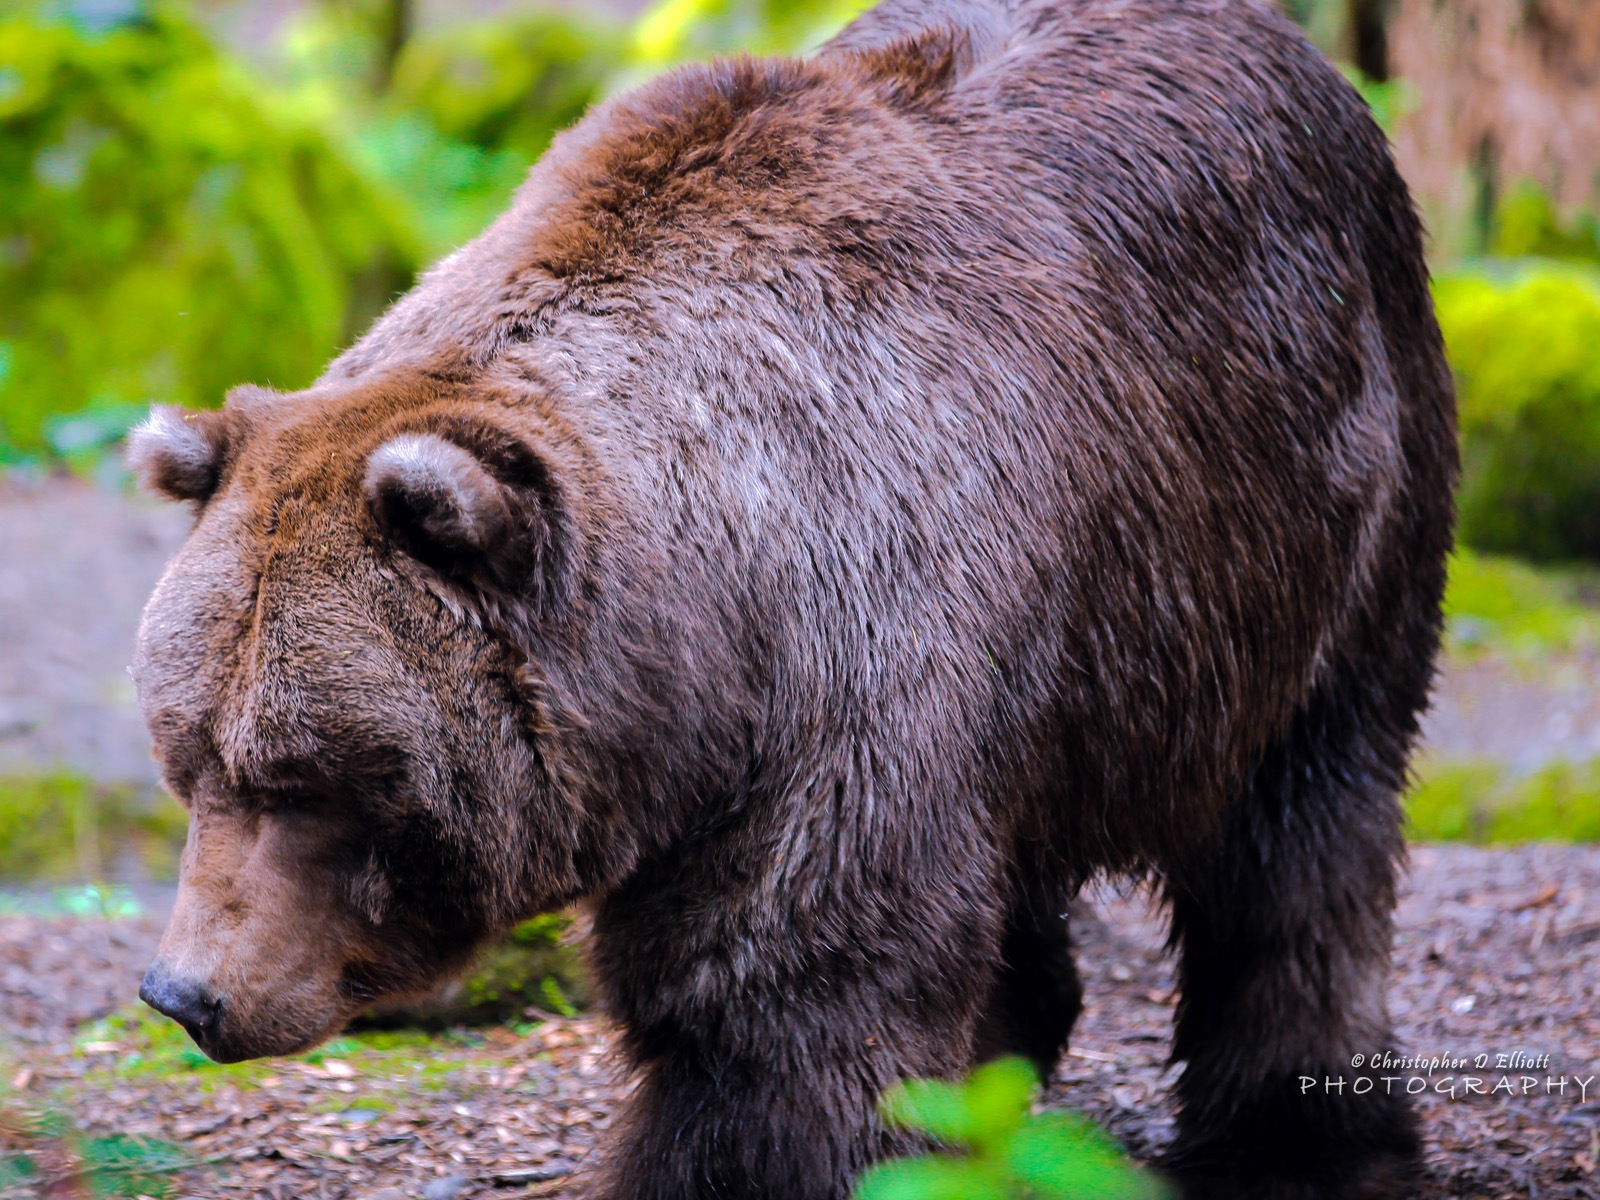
[3,844,1597,1200]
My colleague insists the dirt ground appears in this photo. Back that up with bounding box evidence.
[0,476,188,786]
[2,476,1599,1198]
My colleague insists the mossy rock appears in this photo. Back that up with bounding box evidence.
[356,911,591,1028]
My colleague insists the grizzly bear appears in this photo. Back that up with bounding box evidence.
[127,0,1457,1197]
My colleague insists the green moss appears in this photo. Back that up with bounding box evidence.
[1441,549,1600,660]
[1407,758,1600,843]
[75,1001,513,1093]
[362,911,590,1028]
[1406,761,1504,842]
[459,914,589,1018]
[306,1093,398,1116]
[75,1004,257,1083]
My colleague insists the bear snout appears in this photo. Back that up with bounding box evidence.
[139,961,224,1054]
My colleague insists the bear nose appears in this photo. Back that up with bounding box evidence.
[139,963,222,1039]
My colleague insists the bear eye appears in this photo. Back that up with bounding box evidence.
[251,785,320,817]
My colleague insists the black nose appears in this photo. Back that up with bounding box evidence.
[139,963,221,1039]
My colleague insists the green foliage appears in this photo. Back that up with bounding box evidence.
[352,12,622,256]
[1335,65,1411,133]
[854,1058,1165,1200]
[1408,758,1600,843]
[390,15,617,164]
[351,0,859,257]
[1489,185,1600,267]
[1442,549,1600,658]
[0,0,872,460]
[0,773,186,882]
[617,0,864,88]
[0,0,415,459]
[1434,264,1600,563]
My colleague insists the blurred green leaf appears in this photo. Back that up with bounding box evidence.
[881,1058,1034,1150]
[855,1157,1011,1200]
[866,1058,1164,1200]
[1005,1114,1162,1200]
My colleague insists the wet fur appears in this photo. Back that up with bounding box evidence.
[131,0,1457,1197]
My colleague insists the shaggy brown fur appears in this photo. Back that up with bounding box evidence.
[128,1,1457,1197]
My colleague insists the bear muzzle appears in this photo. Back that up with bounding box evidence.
[139,960,227,1059]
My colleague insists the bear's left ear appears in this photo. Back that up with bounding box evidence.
[363,431,552,590]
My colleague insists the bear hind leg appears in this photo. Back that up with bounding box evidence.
[1162,681,1420,1199]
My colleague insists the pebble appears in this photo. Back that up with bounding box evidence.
[422,1175,472,1200]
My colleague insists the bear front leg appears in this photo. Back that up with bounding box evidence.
[593,1029,910,1200]
[1161,688,1419,1200]
[588,862,1003,1200]
[975,885,1083,1081]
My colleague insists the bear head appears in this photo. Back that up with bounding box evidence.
[125,374,593,1062]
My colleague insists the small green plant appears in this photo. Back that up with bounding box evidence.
[0,1107,195,1199]
[853,1057,1165,1200]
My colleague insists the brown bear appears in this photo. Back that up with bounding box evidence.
[126,0,1457,1197]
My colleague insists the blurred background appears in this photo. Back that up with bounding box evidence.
[0,0,1599,1193]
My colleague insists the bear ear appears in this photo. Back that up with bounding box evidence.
[363,432,548,588]
[126,406,227,504]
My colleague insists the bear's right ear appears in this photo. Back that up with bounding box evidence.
[126,406,227,504]
[363,432,549,589]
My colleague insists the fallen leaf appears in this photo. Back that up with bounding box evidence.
[1512,883,1561,911]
